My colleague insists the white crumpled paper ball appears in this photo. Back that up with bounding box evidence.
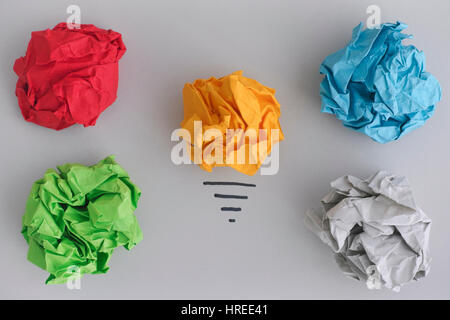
[305,171,431,292]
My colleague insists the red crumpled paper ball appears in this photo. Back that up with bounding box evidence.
[13,23,126,130]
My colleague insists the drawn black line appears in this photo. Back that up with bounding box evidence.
[214,193,248,200]
[221,207,242,212]
[203,181,256,187]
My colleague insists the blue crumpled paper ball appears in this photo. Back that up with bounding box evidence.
[320,22,442,143]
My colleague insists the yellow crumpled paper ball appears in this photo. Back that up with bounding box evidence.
[180,71,284,175]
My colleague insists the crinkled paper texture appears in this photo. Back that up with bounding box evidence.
[22,156,142,284]
[14,23,126,130]
[180,71,284,175]
[320,22,442,143]
[304,171,431,291]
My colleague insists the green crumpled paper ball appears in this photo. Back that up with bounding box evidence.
[22,156,143,284]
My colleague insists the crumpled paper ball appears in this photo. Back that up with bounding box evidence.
[180,71,284,175]
[304,171,431,291]
[22,156,142,284]
[14,23,126,130]
[320,22,441,143]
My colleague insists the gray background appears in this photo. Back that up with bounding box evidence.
[0,0,448,300]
